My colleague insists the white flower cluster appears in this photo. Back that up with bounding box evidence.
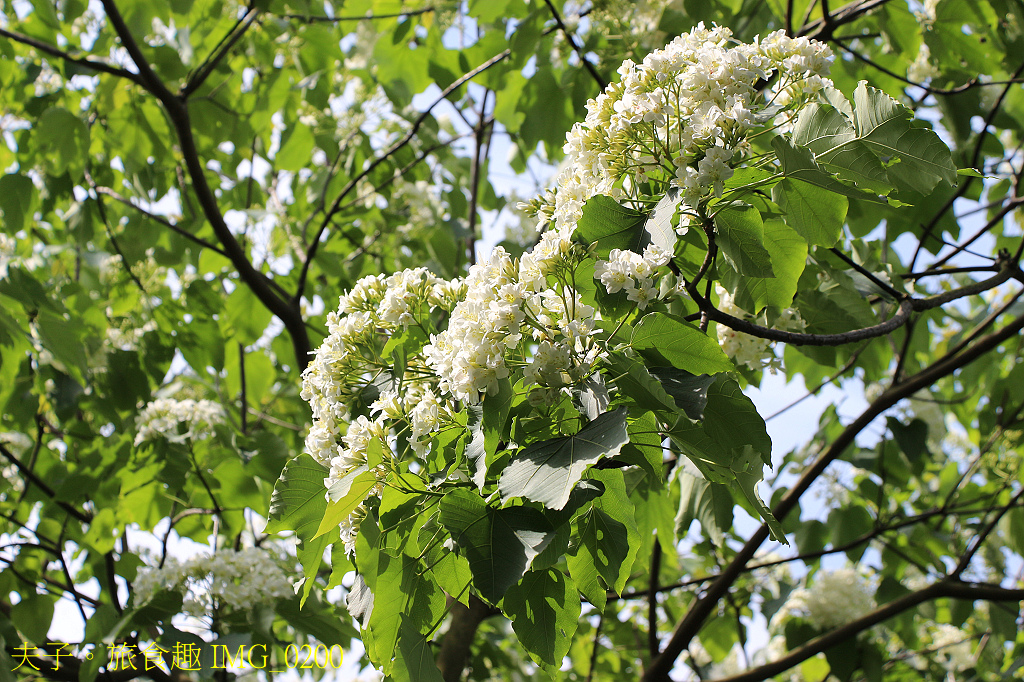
[106,319,158,352]
[551,23,831,230]
[134,398,226,446]
[594,245,672,309]
[783,568,875,630]
[301,268,473,544]
[907,43,940,83]
[715,285,804,372]
[542,23,831,300]
[133,547,293,618]
[926,623,975,672]
[302,267,460,430]
[424,244,599,404]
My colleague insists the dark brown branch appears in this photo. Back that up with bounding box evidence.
[828,247,903,299]
[614,497,1023,602]
[800,0,893,41]
[465,92,493,269]
[648,540,663,657]
[181,5,261,99]
[642,309,1024,681]
[0,26,143,85]
[294,47,514,301]
[436,595,496,682]
[99,0,311,369]
[902,265,1000,280]
[93,187,228,257]
[952,487,1024,577]
[542,0,607,90]
[0,443,92,523]
[929,202,1023,270]
[690,257,1016,345]
[708,581,1024,682]
[278,7,437,23]
[238,343,248,434]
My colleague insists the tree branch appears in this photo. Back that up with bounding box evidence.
[800,0,893,41]
[0,443,92,524]
[0,26,143,85]
[687,256,1017,346]
[542,0,607,90]
[294,47,514,301]
[708,581,1024,682]
[436,595,496,682]
[278,7,438,23]
[181,5,261,99]
[99,0,311,369]
[642,309,1024,681]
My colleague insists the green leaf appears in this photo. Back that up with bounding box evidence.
[773,179,848,247]
[714,205,774,278]
[367,551,445,670]
[792,83,957,195]
[575,195,649,258]
[720,218,808,312]
[483,376,515,458]
[315,466,377,538]
[466,404,487,491]
[772,135,884,202]
[702,376,771,464]
[631,312,733,375]
[10,593,53,644]
[566,469,639,610]
[265,454,328,535]
[276,123,315,172]
[648,368,714,421]
[516,66,575,157]
[828,506,874,562]
[392,623,445,682]
[265,455,337,603]
[676,471,732,546]
[34,311,89,384]
[617,411,663,481]
[0,174,35,233]
[603,353,680,416]
[35,107,89,179]
[223,285,273,345]
[275,594,355,647]
[498,407,629,510]
[501,569,581,667]
[439,489,555,604]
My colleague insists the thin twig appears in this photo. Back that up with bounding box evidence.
[542,0,607,89]
[0,25,143,85]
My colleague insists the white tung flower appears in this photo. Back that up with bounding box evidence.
[134,398,226,446]
[784,568,875,630]
[133,547,293,617]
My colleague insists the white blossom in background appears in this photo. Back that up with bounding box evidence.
[0,234,16,278]
[907,43,940,83]
[133,547,293,618]
[134,398,227,445]
[927,623,975,672]
[782,568,875,630]
[715,285,805,372]
[106,320,158,352]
